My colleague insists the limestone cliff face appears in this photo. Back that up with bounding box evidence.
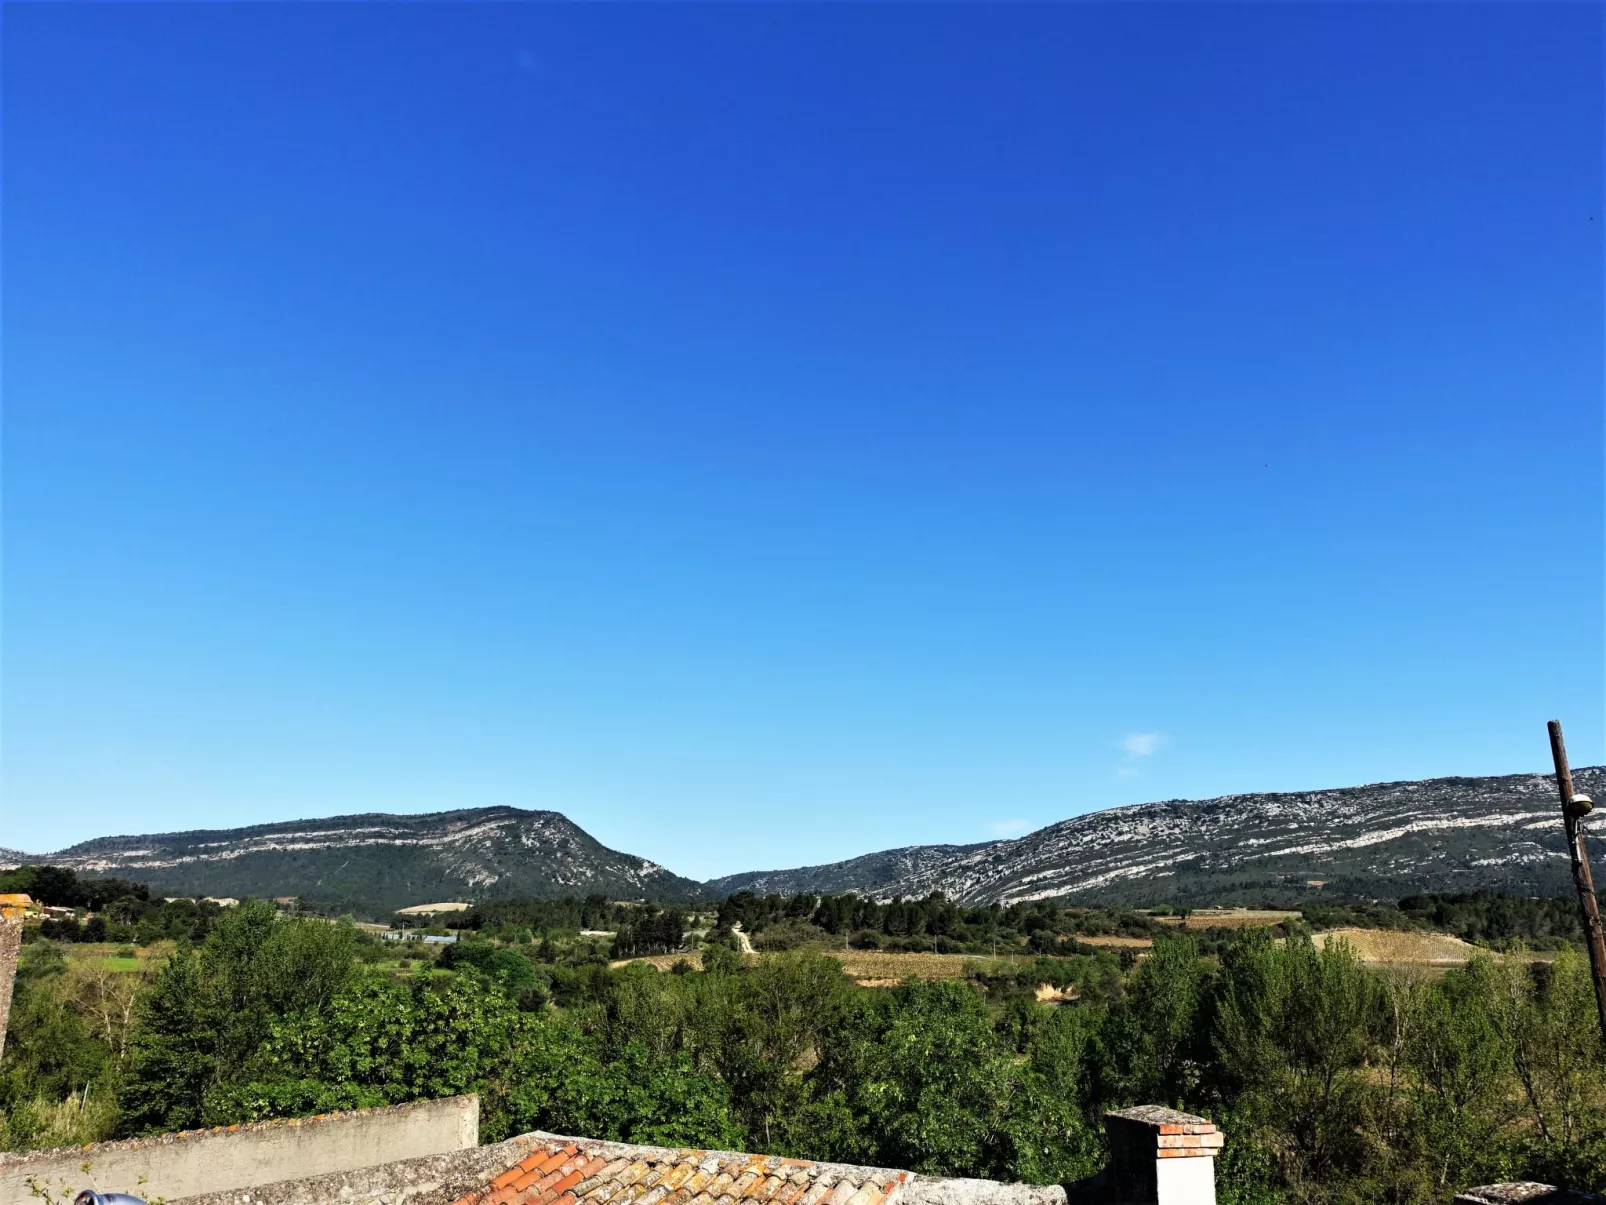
[3,807,705,914]
[711,768,1606,906]
[8,767,1600,915]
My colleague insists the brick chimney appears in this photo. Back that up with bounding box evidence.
[1101,1106,1223,1205]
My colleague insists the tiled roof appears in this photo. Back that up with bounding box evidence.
[448,1134,1019,1205]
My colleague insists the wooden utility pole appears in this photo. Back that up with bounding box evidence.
[1547,719,1606,1044]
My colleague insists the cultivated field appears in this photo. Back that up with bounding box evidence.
[1075,935,1153,948]
[617,949,1030,982]
[1312,927,1484,966]
[1153,908,1302,929]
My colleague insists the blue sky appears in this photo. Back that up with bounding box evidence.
[4,3,1601,880]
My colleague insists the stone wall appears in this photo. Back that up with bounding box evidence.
[0,1095,479,1205]
[0,909,22,1066]
[175,1131,547,1205]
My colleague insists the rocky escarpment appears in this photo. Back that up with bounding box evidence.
[4,807,704,914]
[711,768,1606,906]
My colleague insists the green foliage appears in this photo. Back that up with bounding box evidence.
[439,940,538,990]
[1099,935,1210,1105]
[1302,892,1586,951]
[997,1002,1104,1184]
[1213,933,1380,1201]
[0,866,149,909]
[205,972,521,1126]
[611,907,687,958]
[118,901,357,1134]
[118,946,214,1134]
[498,1013,740,1148]
[5,886,1603,1205]
[0,942,130,1149]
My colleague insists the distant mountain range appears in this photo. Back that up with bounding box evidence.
[711,768,1605,907]
[5,768,1600,916]
[2,808,703,914]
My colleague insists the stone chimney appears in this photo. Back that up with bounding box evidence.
[1100,1106,1223,1205]
[0,897,26,1063]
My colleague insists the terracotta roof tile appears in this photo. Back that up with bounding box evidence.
[449,1132,993,1205]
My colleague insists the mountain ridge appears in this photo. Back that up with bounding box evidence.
[711,768,1606,906]
[6,766,1601,914]
[5,806,703,913]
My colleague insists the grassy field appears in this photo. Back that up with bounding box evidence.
[58,942,168,973]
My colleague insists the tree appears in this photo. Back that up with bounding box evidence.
[118,901,356,1134]
[1097,935,1209,1106]
[1213,933,1379,1203]
[498,1013,740,1149]
[811,978,1016,1178]
[119,947,213,1134]
[999,1003,1104,1185]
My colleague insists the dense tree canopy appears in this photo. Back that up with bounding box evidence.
[2,884,1603,1204]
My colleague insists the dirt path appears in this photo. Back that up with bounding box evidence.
[730,922,756,954]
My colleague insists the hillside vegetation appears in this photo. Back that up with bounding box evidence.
[5,807,702,913]
[4,893,1603,1205]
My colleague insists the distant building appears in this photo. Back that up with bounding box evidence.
[380,930,458,943]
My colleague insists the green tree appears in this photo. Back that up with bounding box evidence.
[1213,933,1380,1203]
[118,901,356,1134]
[205,972,519,1126]
[119,947,213,1133]
[1474,947,1606,1189]
[999,1003,1104,1185]
[1097,935,1209,1107]
[1398,962,1516,1195]
[498,1012,739,1148]
[818,978,1016,1178]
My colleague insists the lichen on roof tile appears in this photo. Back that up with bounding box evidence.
[448,1130,1072,1205]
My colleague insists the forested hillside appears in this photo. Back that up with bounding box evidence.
[4,807,704,913]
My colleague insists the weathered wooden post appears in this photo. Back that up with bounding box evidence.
[1546,719,1606,1044]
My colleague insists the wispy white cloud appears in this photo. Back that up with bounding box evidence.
[1123,731,1167,758]
[1116,731,1170,778]
[988,818,1034,838]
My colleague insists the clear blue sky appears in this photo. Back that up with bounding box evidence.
[4,3,1601,880]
